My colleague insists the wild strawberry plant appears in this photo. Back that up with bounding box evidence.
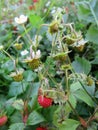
[0,0,98,130]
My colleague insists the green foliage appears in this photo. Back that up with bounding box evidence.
[12,99,24,111]
[76,0,98,24]
[0,0,98,129]
[76,0,98,46]
[29,14,44,28]
[70,82,94,107]
[74,89,94,107]
[8,123,25,130]
[27,111,45,125]
[72,57,91,75]
[86,24,98,44]
[8,81,28,97]
[58,119,80,130]
[44,57,56,76]
[23,70,37,82]
[10,111,23,124]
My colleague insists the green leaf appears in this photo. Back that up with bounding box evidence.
[10,111,22,124]
[23,70,37,82]
[0,32,12,43]
[86,25,98,44]
[45,57,56,76]
[27,111,45,125]
[72,57,91,75]
[53,106,66,127]
[70,82,94,107]
[59,119,80,130]
[69,93,77,109]
[76,0,98,24]
[29,14,43,28]
[8,81,28,97]
[5,97,16,116]
[12,99,24,111]
[70,82,82,92]
[87,122,98,130]
[0,95,6,110]
[95,90,98,98]
[74,89,94,107]
[76,1,94,22]
[30,82,40,97]
[0,126,8,130]
[8,123,25,130]
[1,60,14,72]
[29,82,40,108]
[85,83,95,96]
[91,57,98,64]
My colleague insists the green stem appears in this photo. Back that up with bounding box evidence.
[36,24,49,50]
[21,81,25,94]
[22,24,32,45]
[51,33,58,54]
[47,73,60,87]
[86,107,98,125]
[6,36,21,51]
[25,82,33,102]
[89,3,98,27]
[13,59,18,74]
[67,100,80,119]
[65,69,69,91]
[3,50,18,74]
[3,50,14,61]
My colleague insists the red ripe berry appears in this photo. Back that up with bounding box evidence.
[38,95,53,108]
[0,116,8,126]
[33,0,39,3]
[36,127,47,130]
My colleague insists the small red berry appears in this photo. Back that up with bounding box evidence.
[0,116,8,126]
[36,127,47,130]
[33,0,39,3]
[38,95,53,108]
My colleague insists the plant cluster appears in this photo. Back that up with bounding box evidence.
[0,0,98,130]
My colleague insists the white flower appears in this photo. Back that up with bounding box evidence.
[51,9,56,14]
[21,50,29,56]
[45,1,51,7]
[35,50,41,59]
[0,45,4,50]
[32,51,35,59]
[14,15,28,24]
[32,50,41,59]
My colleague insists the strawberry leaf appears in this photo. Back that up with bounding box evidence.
[8,123,25,130]
[26,111,45,125]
